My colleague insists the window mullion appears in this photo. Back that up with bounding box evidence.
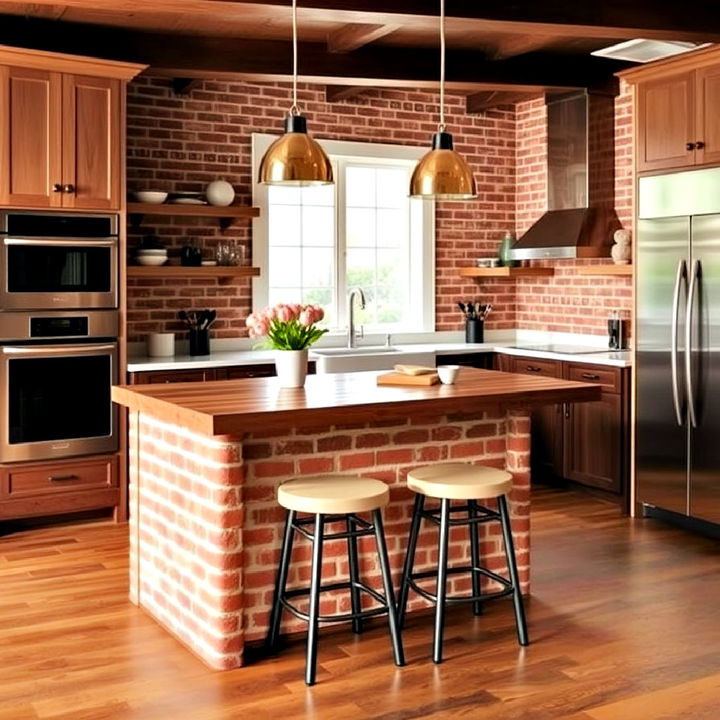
[336,158,348,331]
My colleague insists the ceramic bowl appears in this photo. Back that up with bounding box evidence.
[134,191,168,204]
[136,256,168,267]
[437,365,460,385]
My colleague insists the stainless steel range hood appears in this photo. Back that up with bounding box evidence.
[508,92,621,260]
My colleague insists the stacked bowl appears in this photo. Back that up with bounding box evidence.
[135,247,168,266]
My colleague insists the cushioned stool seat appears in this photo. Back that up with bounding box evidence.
[267,474,404,685]
[399,462,528,663]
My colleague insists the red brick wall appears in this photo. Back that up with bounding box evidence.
[129,409,531,669]
[126,77,633,343]
[126,77,516,342]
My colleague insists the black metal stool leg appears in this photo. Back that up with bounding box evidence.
[346,515,363,634]
[469,499,483,617]
[266,509,296,652]
[372,509,405,667]
[398,493,424,628]
[305,513,325,686]
[498,495,529,647]
[433,498,451,664]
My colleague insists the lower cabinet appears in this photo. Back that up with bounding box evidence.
[497,354,630,504]
[0,454,119,521]
[129,362,316,385]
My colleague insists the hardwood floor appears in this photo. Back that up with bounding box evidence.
[1,487,719,719]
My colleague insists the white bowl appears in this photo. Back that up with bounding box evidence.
[134,191,168,204]
[136,249,168,255]
[437,365,460,385]
[135,256,168,267]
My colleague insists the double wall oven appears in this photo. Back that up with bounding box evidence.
[0,211,120,464]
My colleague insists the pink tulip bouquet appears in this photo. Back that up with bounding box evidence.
[246,303,328,350]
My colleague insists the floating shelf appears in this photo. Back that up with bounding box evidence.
[576,265,633,276]
[458,267,555,278]
[127,266,260,282]
[127,202,260,229]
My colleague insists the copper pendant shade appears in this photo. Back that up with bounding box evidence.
[258,0,333,186]
[409,0,476,200]
[410,131,477,200]
[259,114,333,186]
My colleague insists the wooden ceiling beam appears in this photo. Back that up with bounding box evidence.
[327,23,399,53]
[490,35,556,61]
[0,16,624,93]
[325,85,369,102]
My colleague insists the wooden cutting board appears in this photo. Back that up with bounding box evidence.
[377,371,440,386]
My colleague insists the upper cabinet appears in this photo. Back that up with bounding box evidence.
[0,45,145,211]
[623,47,720,173]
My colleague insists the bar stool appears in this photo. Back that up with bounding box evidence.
[266,474,405,685]
[398,462,529,663]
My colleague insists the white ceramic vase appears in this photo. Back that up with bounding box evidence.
[275,348,308,388]
[205,179,235,207]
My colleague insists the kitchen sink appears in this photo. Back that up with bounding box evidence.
[312,345,401,356]
[312,347,435,374]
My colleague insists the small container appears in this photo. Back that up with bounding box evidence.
[608,313,627,350]
[147,332,175,357]
[465,319,484,344]
[189,328,210,356]
[476,258,500,268]
[181,239,202,267]
[437,365,460,385]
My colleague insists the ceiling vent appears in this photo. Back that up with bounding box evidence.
[591,39,707,64]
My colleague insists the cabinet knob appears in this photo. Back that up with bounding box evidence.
[695,141,705,150]
[63,183,75,193]
[48,474,78,483]
[686,142,695,151]
[526,365,542,372]
[53,183,62,192]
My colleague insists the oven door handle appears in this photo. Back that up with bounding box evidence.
[3,237,117,247]
[2,343,117,355]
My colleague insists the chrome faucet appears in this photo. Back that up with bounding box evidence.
[347,287,366,348]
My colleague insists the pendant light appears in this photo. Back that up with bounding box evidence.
[258,0,333,185]
[410,0,477,199]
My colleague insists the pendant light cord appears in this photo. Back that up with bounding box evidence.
[439,0,445,132]
[291,0,299,115]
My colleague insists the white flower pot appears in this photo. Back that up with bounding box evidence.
[275,348,308,388]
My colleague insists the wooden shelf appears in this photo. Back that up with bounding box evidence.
[127,202,260,229]
[576,265,633,276]
[127,266,260,282]
[458,266,555,278]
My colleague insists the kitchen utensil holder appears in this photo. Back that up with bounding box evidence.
[465,319,484,344]
[189,329,210,356]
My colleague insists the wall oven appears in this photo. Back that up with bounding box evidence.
[0,211,119,311]
[0,311,118,463]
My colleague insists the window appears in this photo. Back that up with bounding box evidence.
[252,135,434,334]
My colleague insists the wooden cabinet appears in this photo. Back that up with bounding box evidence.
[497,353,630,503]
[625,48,720,173]
[0,454,118,520]
[0,46,145,210]
[130,368,219,384]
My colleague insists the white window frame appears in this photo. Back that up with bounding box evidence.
[251,134,435,335]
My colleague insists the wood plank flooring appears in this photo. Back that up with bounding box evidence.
[1,487,719,719]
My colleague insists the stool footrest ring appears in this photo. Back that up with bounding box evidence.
[281,580,389,624]
[406,565,515,606]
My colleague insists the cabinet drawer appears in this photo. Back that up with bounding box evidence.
[4,457,117,498]
[566,364,621,393]
[225,364,276,379]
[510,356,562,378]
[131,369,215,384]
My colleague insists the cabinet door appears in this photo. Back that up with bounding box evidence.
[0,66,62,207]
[695,63,720,167]
[563,391,623,493]
[510,356,564,479]
[62,74,121,210]
[637,71,695,172]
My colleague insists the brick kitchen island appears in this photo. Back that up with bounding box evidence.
[112,368,599,670]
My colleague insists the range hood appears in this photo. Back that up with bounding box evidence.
[508,91,621,260]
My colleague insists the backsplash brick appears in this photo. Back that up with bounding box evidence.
[126,77,633,344]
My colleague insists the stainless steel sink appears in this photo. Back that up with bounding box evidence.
[312,346,435,373]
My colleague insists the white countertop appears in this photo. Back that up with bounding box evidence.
[128,342,632,372]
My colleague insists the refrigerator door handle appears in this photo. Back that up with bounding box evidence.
[685,259,700,428]
[671,259,687,426]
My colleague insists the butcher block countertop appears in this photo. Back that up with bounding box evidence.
[112,367,601,437]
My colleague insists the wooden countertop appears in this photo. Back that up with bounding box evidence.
[112,368,601,437]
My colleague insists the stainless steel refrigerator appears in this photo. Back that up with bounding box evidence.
[637,167,720,525]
